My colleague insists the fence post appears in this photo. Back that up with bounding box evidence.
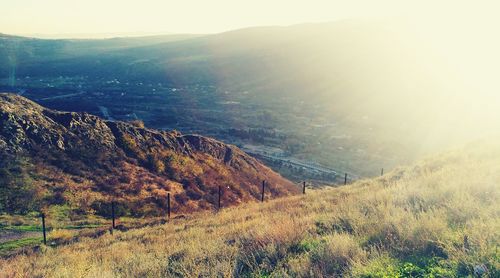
[167,193,171,220]
[303,181,306,194]
[344,173,348,185]
[218,185,222,210]
[381,168,384,176]
[41,213,47,245]
[261,180,266,202]
[111,201,116,234]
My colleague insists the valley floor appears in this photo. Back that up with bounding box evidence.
[1,143,499,277]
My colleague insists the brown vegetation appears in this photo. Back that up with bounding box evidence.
[1,142,498,277]
[0,93,298,217]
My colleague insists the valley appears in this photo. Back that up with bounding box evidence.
[0,72,405,183]
[5,21,461,183]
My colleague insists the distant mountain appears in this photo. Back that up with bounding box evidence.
[0,93,298,215]
[0,20,463,120]
[0,33,201,77]
[1,20,494,177]
[15,32,187,39]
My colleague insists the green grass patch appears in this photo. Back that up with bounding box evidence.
[0,225,41,232]
[290,237,321,254]
[356,256,457,278]
[0,237,42,254]
[1,224,105,232]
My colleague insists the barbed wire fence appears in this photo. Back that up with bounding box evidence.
[31,168,385,246]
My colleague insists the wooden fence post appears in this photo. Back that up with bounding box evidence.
[344,173,348,185]
[261,180,266,202]
[41,213,47,245]
[167,193,171,220]
[381,168,384,176]
[303,181,306,194]
[111,201,115,234]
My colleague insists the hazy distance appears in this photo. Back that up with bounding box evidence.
[1,0,500,176]
[3,0,499,37]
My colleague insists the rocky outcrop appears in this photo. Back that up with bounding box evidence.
[0,93,298,215]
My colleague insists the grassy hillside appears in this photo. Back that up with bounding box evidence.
[1,141,498,277]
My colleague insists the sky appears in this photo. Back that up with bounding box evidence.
[1,0,499,38]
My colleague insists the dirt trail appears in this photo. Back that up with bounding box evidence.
[0,230,40,244]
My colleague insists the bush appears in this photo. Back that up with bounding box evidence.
[147,154,165,174]
[119,134,145,160]
[47,205,71,227]
[128,120,145,128]
[91,200,129,218]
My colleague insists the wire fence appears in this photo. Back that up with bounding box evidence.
[2,169,385,253]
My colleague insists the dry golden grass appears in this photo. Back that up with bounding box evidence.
[1,142,499,277]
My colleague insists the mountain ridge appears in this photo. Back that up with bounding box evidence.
[0,93,298,215]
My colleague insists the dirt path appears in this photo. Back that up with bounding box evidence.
[0,230,40,244]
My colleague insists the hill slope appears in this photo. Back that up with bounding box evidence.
[1,141,498,276]
[0,93,298,215]
[0,32,200,69]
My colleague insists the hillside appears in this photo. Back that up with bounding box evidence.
[0,93,298,216]
[1,140,498,277]
[0,32,200,68]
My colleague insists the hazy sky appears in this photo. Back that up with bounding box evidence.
[2,0,498,37]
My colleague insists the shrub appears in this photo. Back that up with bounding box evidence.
[128,120,145,128]
[147,154,165,174]
[47,205,71,227]
[91,200,129,218]
[119,134,145,160]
